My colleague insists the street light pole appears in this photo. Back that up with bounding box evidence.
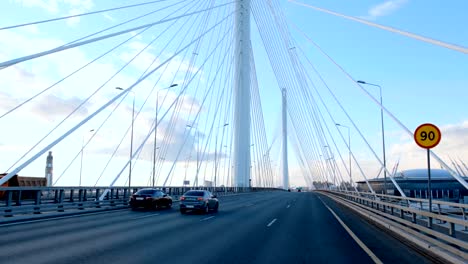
[223,145,231,187]
[116,87,135,189]
[336,123,351,187]
[323,145,334,188]
[250,144,254,189]
[214,123,229,190]
[357,80,387,194]
[186,124,200,187]
[130,95,135,189]
[152,84,178,187]
[79,129,94,187]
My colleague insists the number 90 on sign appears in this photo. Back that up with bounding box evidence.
[414,123,441,149]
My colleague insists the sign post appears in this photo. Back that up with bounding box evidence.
[414,123,441,227]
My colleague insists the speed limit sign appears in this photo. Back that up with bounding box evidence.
[414,123,441,216]
[414,123,441,149]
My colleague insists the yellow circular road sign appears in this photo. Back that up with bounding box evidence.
[414,123,441,149]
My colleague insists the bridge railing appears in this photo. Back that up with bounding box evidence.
[322,190,468,259]
[0,186,281,218]
[337,190,468,221]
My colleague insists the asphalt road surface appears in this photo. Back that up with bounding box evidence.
[0,191,438,264]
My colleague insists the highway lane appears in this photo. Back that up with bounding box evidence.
[317,193,440,264]
[0,191,437,263]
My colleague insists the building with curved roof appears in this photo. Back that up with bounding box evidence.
[356,169,468,202]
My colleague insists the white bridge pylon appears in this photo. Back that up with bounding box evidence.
[233,0,252,187]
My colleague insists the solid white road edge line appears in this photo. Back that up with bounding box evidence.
[0,209,128,227]
[319,197,383,264]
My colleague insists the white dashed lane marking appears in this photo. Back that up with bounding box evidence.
[132,214,160,220]
[200,216,215,221]
[267,218,277,227]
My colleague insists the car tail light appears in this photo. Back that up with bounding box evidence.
[180,196,185,201]
[145,197,152,200]
[197,197,204,201]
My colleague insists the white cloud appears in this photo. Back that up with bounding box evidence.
[118,41,160,72]
[22,24,41,34]
[363,0,408,20]
[348,120,468,183]
[389,121,468,169]
[14,0,94,13]
[129,31,143,40]
[13,0,95,26]
[30,93,90,121]
[66,8,81,27]
[103,13,116,22]
[0,91,21,112]
[0,143,31,153]
[14,0,59,13]
[0,26,217,187]
[63,0,93,10]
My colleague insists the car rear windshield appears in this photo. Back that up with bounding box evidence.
[184,191,205,196]
[136,190,155,195]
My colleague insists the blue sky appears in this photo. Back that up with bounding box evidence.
[0,0,467,188]
[279,0,468,176]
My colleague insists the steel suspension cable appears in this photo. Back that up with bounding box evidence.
[0,10,235,186]
[0,0,174,31]
[155,0,230,186]
[0,1,235,70]
[289,19,468,190]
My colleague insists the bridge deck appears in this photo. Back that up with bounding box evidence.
[0,192,439,263]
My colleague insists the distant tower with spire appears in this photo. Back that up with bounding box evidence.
[45,151,53,186]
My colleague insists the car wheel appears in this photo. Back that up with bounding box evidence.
[213,203,219,213]
[131,206,137,211]
[167,201,172,209]
[180,208,186,214]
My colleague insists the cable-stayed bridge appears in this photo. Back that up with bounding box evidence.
[0,0,467,263]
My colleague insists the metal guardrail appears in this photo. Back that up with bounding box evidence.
[322,190,468,260]
[339,190,468,225]
[0,186,281,217]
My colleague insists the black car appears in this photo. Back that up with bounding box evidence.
[179,190,219,214]
[129,188,172,210]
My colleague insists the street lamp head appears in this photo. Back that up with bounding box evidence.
[335,123,341,126]
[357,80,366,84]
[116,87,135,96]
[170,84,178,87]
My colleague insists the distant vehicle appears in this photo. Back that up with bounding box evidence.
[179,190,219,214]
[129,188,173,210]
